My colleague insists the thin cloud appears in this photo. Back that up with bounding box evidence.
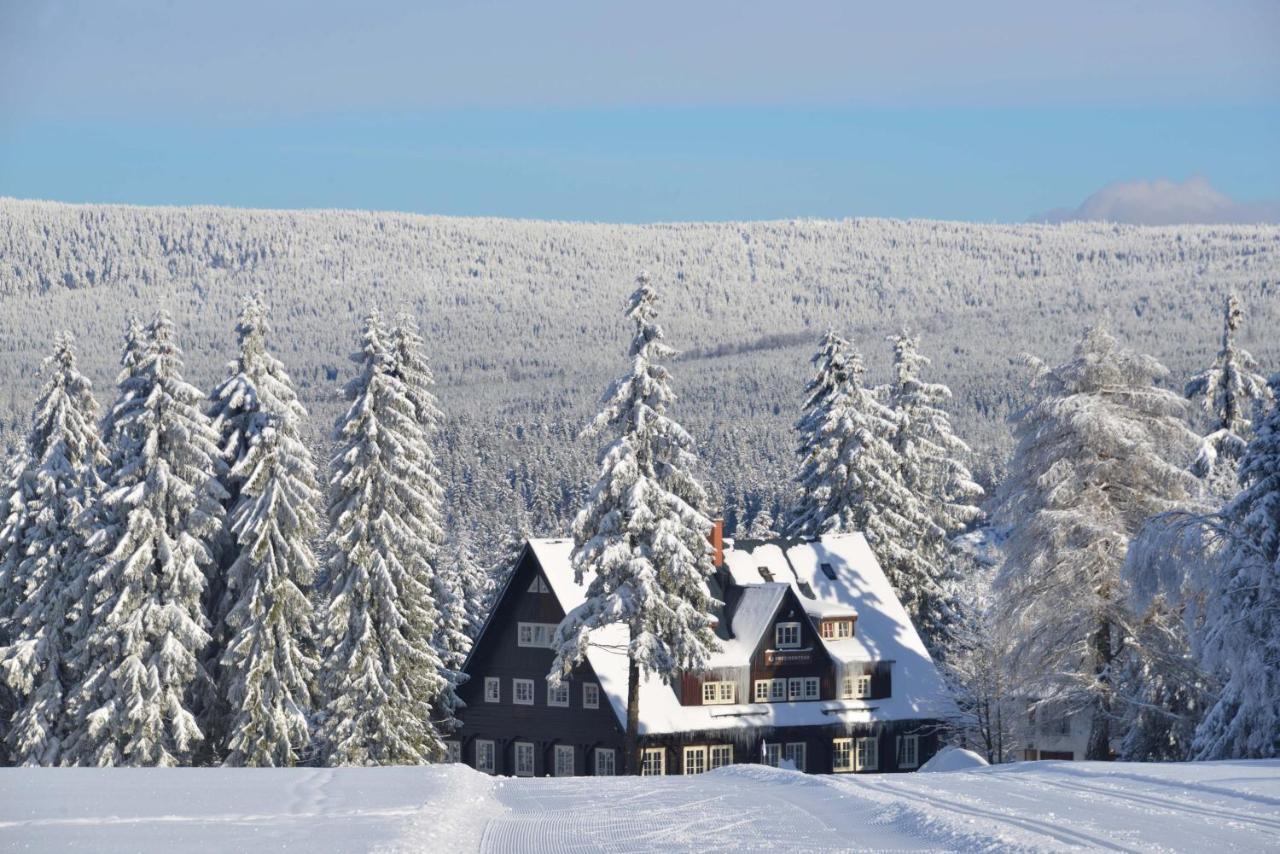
[1034,176,1280,226]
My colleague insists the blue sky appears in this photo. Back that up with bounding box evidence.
[1,1,1277,223]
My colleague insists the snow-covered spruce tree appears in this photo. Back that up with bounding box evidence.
[994,326,1197,760]
[549,272,719,774]
[0,335,106,765]
[884,332,983,653]
[941,533,1022,764]
[386,311,458,732]
[219,418,321,767]
[488,506,533,611]
[1192,380,1280,759]
[790,331,944,643]
[206,294,319,762]
[316,311,448,765]
[1185,293,1273,496]
[61,312,227,767]
[450,530,494,639]
[1114,511,1216,761]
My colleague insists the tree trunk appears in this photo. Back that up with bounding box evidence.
[1086,619,1114,761]
[625,656,640,774]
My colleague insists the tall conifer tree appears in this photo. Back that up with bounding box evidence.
[549,272,719,773]
[62,313,226,766]
[317,311,447,765]
[0,336,106,764]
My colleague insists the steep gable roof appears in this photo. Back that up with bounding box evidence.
[527,533,952,735]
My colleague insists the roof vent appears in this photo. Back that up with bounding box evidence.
[820,562,837,580]
[757,566,774,582]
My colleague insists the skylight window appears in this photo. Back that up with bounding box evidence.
[820,563,837,580]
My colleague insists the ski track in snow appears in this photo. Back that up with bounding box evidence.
[2,760,1277,853]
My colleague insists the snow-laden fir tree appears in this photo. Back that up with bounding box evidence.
[1192,379,1280,759]
[206,294,320,762]
[790,331,942,639]
[884,332,983,652]
[219,418,321,766]
[316,311,447,765]
[746,507,779,539]
[1113,510,1217,761]
[994,326,1197,760]
[549,272,719,773]
[430,552,471,735]
[387,311,459,733]
[1185,293,1273,496]
[941,531,1022,764]
[450,530,494,639]
[61,313,227,766]
[487,506,533,613]
[0,335,106,765]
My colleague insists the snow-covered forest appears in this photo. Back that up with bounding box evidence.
[0,198,1278,769]
[1,199,1277,543]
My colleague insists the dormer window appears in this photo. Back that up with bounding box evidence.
[775,622,801,649]
[821,619,854,640]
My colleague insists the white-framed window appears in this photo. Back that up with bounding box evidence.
[837,620,853,639]
[821,620,833,639]
[833,738,853,772]
[583,682,600,709]
[775,621,801,649]
[528,576,550,593]
[641,747,666,776]
[548,681,570,707]
[475,739,496,774]
[683,746,708,775]
[802,677,820,700]
[763,743,782,767]
[787,678,804,701]
[554,745,574,777]
[702,681,736,705]
[769,678,787,702]
[856,737,879,771]
[785,742,806,772]
[753,680,770,702]
[513,678,534,705]
[843,674,872,699]
[897,735,919,769]
[484,677,501,703]
[514,741,535,777]
[595,748,616,776]
[444,741,461,763]
[517,622,557,648]
[709,744,733,769]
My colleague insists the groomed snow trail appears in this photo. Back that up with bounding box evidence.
[479,765,950,853]
[472,761,1280,854]
[2,760,1277,852]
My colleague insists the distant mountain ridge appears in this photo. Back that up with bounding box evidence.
[1,197,1276,535]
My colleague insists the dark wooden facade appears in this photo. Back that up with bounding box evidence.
[454,547,623,776]
[455,544,942,776]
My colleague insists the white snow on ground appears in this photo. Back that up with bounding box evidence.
[0,765,496,853]
[1,760,1277,853]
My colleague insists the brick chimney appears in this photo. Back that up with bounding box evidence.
[710,519,724,568]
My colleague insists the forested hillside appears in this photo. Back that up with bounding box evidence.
[1,198,1277,541]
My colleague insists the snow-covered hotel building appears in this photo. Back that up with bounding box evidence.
[454,528,951,776]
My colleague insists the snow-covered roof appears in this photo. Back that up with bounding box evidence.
[529,533,952,735]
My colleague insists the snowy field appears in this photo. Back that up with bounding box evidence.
[0,760,1276,853]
